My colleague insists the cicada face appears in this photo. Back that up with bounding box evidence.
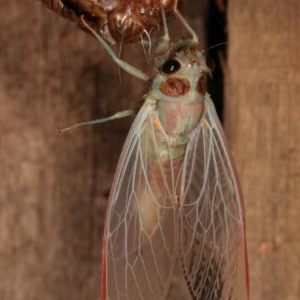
[40,0,176,44]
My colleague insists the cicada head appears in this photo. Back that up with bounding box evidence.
[151,42,211,103]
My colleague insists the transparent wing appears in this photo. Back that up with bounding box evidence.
[102,100,177,300]
[179,98,249,300]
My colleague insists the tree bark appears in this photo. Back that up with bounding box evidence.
[226,1,300,299]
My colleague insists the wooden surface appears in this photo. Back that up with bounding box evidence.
[0,1,144,299]
[225,1,300,299]
[3,1,298,300]
[0,1,207,299]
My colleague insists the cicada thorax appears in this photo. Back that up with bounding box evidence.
[40,0,176,44]
[151,46,210,145]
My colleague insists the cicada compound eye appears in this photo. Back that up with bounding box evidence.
[162,59,181,74]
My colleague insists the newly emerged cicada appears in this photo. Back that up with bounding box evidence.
[53,2,249,299]
[40,0,176,44]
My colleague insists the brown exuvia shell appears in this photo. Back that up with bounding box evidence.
[40,0,176,44]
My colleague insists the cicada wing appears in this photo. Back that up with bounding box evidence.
[179,97,249,300]
[102,102,177,300]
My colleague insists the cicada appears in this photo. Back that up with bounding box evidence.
[58,4,249,299]
[40,0,176,44]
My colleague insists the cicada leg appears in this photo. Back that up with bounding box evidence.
[155,1,198,62]
[58,109,137,132]
[79,16,149,81]
[173,6,198,44]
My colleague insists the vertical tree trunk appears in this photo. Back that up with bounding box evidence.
[226,1,300,299]
[0,1,208,300]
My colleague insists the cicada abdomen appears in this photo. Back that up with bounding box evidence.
[40,0,176,44]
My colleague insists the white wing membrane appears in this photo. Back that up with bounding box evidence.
[103,98,248,300]
[104,101,177,300]
[179,98,248,300]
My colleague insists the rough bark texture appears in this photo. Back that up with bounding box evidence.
[225,1,300,300]
[0,1,207,300]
